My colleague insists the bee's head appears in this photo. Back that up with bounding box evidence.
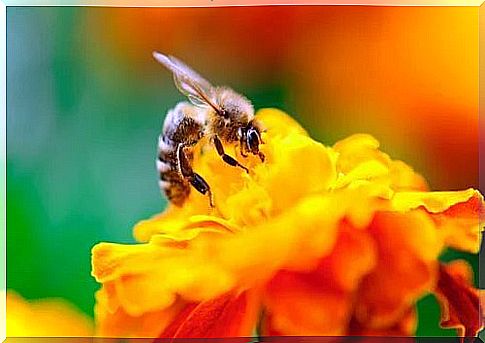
[238,120,265,162]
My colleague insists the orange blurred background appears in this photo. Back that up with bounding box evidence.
[88,6,478,191]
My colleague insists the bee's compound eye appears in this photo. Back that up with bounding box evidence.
[248,129,260,153]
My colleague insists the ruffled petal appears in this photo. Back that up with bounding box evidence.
[158,290,261,339]
[354,210,443,330]
[92,233,235,317]
[255,133,337,215]
[93,191,374,328]
[391,189,483,253]
[262,223,376,335]
[333,134,427,193]
[434,261,483,338]
[94,285,185,338]
[349,306,417,336]
[389,160,428,192]
[333,134,389,175]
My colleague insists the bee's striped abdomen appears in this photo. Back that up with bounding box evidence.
[157,102,206,207]
[157,136,190,206]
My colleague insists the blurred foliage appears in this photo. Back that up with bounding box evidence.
[7,7,168,316]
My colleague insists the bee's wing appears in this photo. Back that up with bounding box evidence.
[153,52,219,110]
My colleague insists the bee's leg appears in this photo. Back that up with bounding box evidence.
[213,135,249,173]
[239,136,248,158]
[177,143,214,207]
[188,173,214,207]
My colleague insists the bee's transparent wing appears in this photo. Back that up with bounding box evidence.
[153,52,218,109]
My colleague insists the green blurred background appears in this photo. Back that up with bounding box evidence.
[6,6,479,336]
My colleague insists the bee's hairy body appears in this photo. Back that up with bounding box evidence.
[157,102,206,206]
[153,52,265,207]
[207,87,255,142]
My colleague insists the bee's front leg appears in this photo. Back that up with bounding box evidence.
[212,136,249,173]
[177,143,214,207]
[239,135,248,158]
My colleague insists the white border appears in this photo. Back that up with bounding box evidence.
[0,2,482,342]
[1,0,6,341]
[0,0,483,6]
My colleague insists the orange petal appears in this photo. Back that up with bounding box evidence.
[434,261,483,338]
[432,192,483,254]
[391,189,483,253]
[263,269,351,336]
[349,306,417,336]
[354,210,442,330]
[262,223,376,335]
[157,290,260,339]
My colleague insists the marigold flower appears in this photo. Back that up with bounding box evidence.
[6,291,93,337]
[91,109,483,338]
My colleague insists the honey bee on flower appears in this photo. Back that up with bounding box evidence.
[153,52,265,208]
[91,107,483,339]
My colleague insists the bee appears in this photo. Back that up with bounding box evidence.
[153,52,265,207]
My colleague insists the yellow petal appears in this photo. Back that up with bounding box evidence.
[256,108,308,137]
[332,160,390,190]
[391,188,479,213]
[92,192,372,320]
[94,286,185,338]
[389,160,428,191]
[333,134,390,175]
[7,291,93,337]
[92,235,235,316]
[255,133,337,215]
